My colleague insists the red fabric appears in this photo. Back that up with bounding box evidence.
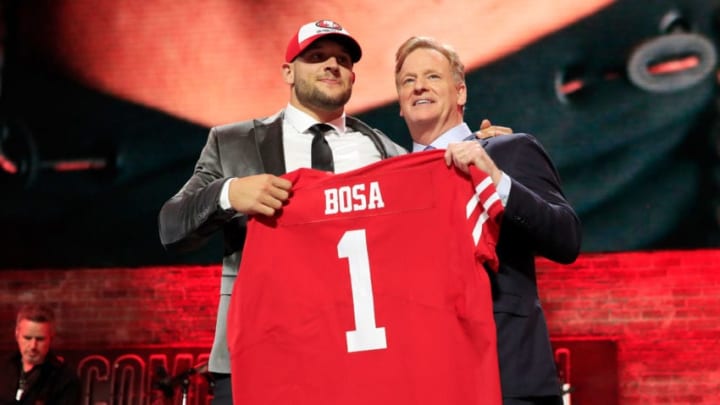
[227,150,502,405]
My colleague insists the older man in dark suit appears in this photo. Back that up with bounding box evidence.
[395,36,582,405]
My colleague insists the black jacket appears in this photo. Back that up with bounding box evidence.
[0,351,81,405]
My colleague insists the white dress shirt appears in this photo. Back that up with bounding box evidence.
[282,104,382,173]
[220,105,383,209]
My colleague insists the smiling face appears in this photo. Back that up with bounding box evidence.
[283,38,355,121]
[396,47,466,143]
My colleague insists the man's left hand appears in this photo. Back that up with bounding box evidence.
[476,119,512,139]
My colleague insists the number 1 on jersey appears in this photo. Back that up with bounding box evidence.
[337,229,388,353]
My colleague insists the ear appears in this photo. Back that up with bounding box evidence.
[457,81,467,107]
[350,71,356,84]
[282,63,294,85]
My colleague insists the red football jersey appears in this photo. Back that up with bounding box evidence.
[227,150,503,405]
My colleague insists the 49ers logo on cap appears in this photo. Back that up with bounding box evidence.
[285,19,362,63]
[315,20,343,31]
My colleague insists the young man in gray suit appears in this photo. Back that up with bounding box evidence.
[158,19,407,404]
[395,36,582,405]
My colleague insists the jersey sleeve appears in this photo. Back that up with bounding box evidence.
[467,166,504,272]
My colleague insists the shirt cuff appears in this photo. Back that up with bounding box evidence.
[219,178,233,210]
[497,172,511,207]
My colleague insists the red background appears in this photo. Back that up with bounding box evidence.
[2,249,719,404]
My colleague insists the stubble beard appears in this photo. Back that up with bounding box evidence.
[23,350,44,366]
[295,77,352,112]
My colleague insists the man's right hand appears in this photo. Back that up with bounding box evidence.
[228,174,292,216]
[445,141,503,186]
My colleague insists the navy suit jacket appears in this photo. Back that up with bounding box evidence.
[479,132,582,398]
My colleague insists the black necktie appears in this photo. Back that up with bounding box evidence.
[309,123,335,172]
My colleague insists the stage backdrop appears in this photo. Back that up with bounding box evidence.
[0,0,719,267]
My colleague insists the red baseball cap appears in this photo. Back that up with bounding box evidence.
[285,20,362,63]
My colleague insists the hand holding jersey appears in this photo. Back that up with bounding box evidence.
[445,140,504,184]
[227,174,292,217]
[159,19,512,405]
[226,145,500,218]
[226,151,503,405]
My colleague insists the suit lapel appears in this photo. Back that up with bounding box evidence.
[463,133,491,148]
[346,115,390,158]
[254,115,286,176]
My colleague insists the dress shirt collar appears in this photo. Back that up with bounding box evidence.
[411,122,473,152]
[284,103,347,134]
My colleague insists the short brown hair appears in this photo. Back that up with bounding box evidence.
[16,304,56,329]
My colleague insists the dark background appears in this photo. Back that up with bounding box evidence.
[1,0,719,268]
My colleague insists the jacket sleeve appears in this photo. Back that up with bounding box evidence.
[158,127,237,253]
[492,133,582,264]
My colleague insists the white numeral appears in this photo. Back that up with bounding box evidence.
[337,229,387,352]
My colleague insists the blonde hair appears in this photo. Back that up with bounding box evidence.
[394,36,465,87]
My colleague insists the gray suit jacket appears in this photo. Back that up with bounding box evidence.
[158,111,406,373]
